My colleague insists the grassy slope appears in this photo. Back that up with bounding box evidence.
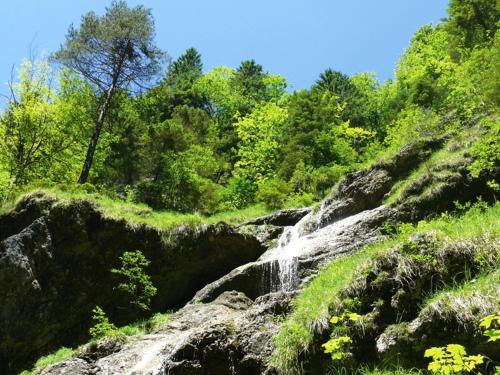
[0,187,271,230]
[270,202,500,373]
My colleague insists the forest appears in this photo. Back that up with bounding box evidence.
[1,0,496,216]
[0,0,499,375]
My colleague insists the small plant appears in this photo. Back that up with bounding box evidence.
[329,312,362,325]
[322,312,361,361]
[480,311,500,342]
[89,306,118,340]
[112,250,157,311]
[424,344,484,374]
[323,336,353,361]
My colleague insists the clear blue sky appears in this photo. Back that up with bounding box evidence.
[1,0,449,95]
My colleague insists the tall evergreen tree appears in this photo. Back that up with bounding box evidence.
[53,0,164,183]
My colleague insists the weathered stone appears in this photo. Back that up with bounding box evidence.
[241,207,312,227]
[0,194,264,374]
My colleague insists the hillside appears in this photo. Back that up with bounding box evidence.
[0,0,499,374]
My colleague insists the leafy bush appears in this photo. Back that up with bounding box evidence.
[89,306,119,340]
[424,344,484,374]
[469,119,500,192]
[256,178,291,210]
[323,336,352,361]
[480,312,500,343]
[111,250,157,311]
[220,175,257,209]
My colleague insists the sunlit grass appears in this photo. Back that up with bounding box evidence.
[270,202,500,373]
[0,186,271,230]
[19,347,75,375]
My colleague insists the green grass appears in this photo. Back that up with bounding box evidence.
[384,146,465,205]
[422,268,500,311]
[0,187,271,230]
[270,202,500,373]
[19,347,76,375]
[269,239,397,372]
[117,311,174,336]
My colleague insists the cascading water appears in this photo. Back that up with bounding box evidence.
[262,204,385,293]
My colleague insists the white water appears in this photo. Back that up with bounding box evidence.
[262,205,384,292]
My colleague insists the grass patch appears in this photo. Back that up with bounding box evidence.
[422,268,500,311]
[117,311,174,336]
[384,146,465,205]
[0,187,271,230]
[19,347,76,375]
[270,202,500,373]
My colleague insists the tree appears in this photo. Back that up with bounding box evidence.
[446,0,500,57]
[233,59,266,102]
[165,47,203,87]
[111,250,157,311]
[314,69,357,99]
[0,59,70,185]
[234,102,287,182]
[53,0,164,183]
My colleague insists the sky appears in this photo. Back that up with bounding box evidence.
[1,0,449,96]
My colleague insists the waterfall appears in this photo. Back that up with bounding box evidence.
[263,205,385,292]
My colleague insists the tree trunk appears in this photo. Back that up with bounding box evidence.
[78,85,114,184]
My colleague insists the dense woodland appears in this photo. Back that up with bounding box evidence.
[0,0,498,215]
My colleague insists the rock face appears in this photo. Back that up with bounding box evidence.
[42,291,293,375]
[0,193,264,375]
[241,207,311,227]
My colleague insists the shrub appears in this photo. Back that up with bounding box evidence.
[89,306,118,340]
[424,344,484,374]
[220,175,257,209]
[111,250,157,311]
[256,177,291,210]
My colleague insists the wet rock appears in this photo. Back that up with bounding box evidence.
[238,224,284,246]
[0,194,264,375]
[44,291,292,375]
[39,359,92,375]
[192,206,392,303]
[79,337,125,362]
[310,138,445,231]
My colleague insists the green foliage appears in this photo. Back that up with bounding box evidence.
[235,102,287,181]
[480,312,500,342]
[220,176,257,210]
[424,344,484,374]
[256,178,292,210]
[322,336,352,361]
[468,119,500,190]
[19,347,75,375]
[0,58,76,185]
[111,250,157,311]
[1,0,499,226]
[445,0,500,55]
[89,306,119,340]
